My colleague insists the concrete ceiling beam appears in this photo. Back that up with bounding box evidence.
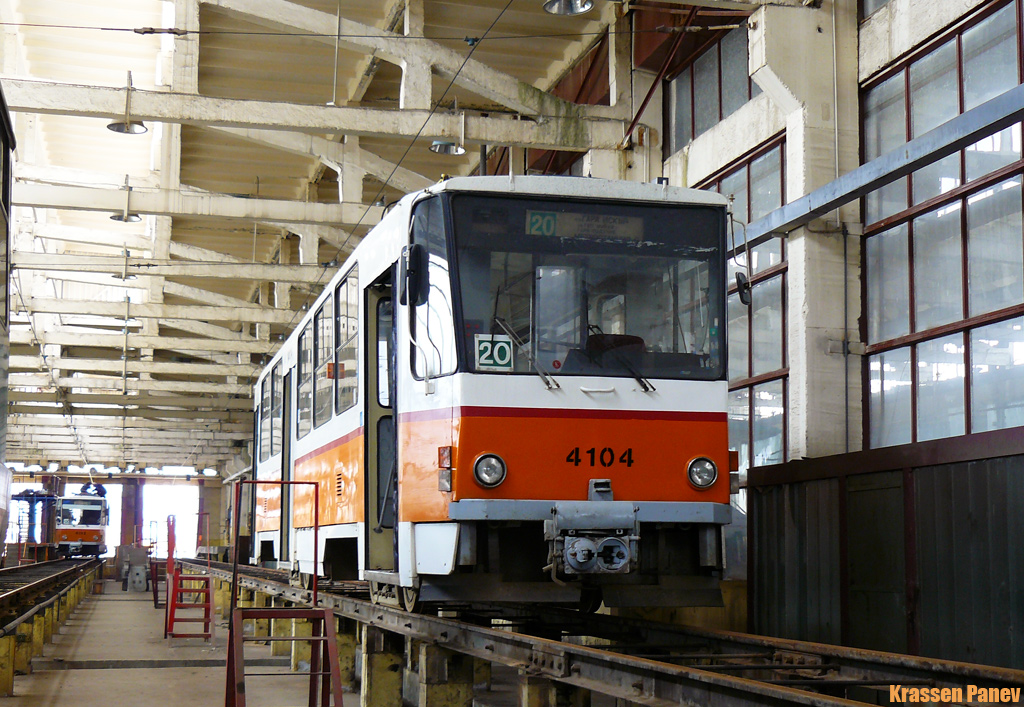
[10,355,258,377]
[16,297,299,325]
[14,182,381,227]
[203,0,590,119]
[2,78,622,151]
[10,328,278,354]
[13,251,326,283]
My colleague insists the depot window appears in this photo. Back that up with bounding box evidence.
[863,0,1024,447]
[666,26,762,156]
[698,137,788,473]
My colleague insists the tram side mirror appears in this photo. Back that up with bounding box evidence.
[735,271,752,307]
[399,243,429,306]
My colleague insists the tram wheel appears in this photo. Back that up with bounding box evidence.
[400,585,421,613]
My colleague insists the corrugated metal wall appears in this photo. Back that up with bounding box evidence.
[751,479,842,644]
[914,459,1024,667]
[750,438,1024,669]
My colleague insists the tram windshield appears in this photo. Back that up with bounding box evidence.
[450,194,726,381]
[57,497,107,527]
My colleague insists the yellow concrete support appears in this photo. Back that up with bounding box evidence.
[415,642,473,707]
[59,594,69,625]
[520,675,552,707]
[43,606,54,643]
[31,615,44,658]
[335,617,358,691]
[271,598,290,657]
[520,676,591,707]
[215,580,231,619]
[253,592,270,639]
[239,589,254,635]
[14,622,32,675]
[473,658,492,690]
[0,635,15,696]
[360,626,402,707]
[290,617,313,672]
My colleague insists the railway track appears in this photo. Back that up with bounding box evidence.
[0,558,101,625]
[186,559,1024,706]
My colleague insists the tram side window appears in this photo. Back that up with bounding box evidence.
[297,322,313,438]
[259,376,271,462]
[335,267,359,413]
[410,197,456,379]
[271,362,283,455]
[314,296,334,428]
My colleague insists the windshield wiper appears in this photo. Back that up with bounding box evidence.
[586,326,655,392]
[610,351,656,392]
[492,317,560,390]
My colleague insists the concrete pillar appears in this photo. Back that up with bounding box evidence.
[291,617,313,672]
[520,675,591,707]
[749,0,863,459]
[198,481,225,546]
[520,674,553,707]
[121,478,144,546]
[508,147,526,176]
[607,10,631,116]
[59,594,69,625]
[43,606,54,643]
[473,657,492,690]
[0,635,14,696]
[239,589,254,635]
[297,230,318,266]
[271,598,291,657]
[582,149,628,180]
[400,0,431,111]
[359,626,402,707]
[215,579,231,619]
[339,137,366,205]
[414,642,473,707]
[14,622,32,674]
[335,616,358,691]
[253,592,270,639]
[256,282,273,341]
[31,615,44,658]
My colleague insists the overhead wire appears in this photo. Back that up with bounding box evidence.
[0,22,745,42]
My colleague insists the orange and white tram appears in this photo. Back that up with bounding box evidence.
[252,175,734,610]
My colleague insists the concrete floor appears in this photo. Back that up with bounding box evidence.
[11,579,354,707]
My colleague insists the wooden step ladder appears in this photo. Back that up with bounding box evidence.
[225,607,344,707]
[165,568,213,641]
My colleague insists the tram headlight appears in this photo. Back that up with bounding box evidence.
[687,457,718,489]
[473,454,507,488]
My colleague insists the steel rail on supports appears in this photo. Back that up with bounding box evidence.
[0,558,101,635]
[184,560,1024,707]
[745,82,1024,243]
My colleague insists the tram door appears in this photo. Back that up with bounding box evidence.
[279,370,293,564]
[365,272,397,572]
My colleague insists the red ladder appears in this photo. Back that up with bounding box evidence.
[225,607,344,707]
[165,568,214,640]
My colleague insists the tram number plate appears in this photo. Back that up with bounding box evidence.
[565,447,634,468]
[475,334,514,371]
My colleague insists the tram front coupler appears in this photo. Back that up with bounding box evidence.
[544,499,639,575]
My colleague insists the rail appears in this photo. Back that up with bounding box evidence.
[0,558,102,636]
[184,560,1024,707]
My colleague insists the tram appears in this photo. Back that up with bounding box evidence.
[55,488,110,557]
[252,176,734,609]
